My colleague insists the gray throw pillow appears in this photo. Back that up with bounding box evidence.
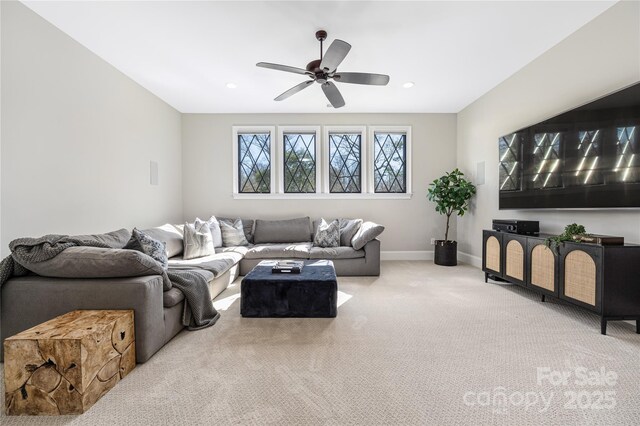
[339,218,363,247]
[253,217,311,244]
[314,218,340,248]
[351,221,385,250]
[220,219,249,247]
[124,228,168,269]
[219,217,254,243]
[183,221,215,260]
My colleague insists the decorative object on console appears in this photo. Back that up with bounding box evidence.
[427,168,476,266]
[544,223,587,254]
[572,234,624,245]
[256,30,390,108]
[314,218,340,248]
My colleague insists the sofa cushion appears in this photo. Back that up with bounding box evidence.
[220,219,249,247]
[219,217,254,243]
[163,288,185,308]
[71,228,131,249]
[23,247,166,279]
[141,224,184,258]
[351,221,385,250]
[168,252,242,278]
[244,243,312,259]
[314,219,340,248]
[217,245,251,256]
[253,217,311,244]
[183,221,215,260]
[339,219,363,246]
[309,246,365,260]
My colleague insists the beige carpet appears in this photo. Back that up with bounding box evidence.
[2,261,640,425]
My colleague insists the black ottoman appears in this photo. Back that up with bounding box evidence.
[241,260,338,318]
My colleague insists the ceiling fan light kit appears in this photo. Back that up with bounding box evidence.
[257,30,390,108]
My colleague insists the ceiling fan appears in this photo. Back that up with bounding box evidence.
[256,30,390,108]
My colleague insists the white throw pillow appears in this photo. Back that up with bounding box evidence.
[183,221,215,260]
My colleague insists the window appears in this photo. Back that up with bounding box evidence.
[372,130,408,193]
[328,131,362,193]
[233,125,411,198]
[368,126,412,195]
[278,126,320,194]
[232,126,275,194]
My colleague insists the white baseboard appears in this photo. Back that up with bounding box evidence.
[380,250,481,268]
[458,251,482,268]
[381,250,432,261]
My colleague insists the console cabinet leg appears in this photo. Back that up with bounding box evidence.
[601,317,607,335]
[541,294,545,302]
[636,319,639,334]
[484,272,488,283]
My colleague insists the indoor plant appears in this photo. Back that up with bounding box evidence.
[427,168,476,266]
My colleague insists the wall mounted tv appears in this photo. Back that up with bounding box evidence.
[499,82,640,209]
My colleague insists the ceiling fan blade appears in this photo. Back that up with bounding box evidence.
[319,39,351,72]
[322,82,345,108]
[333,72,390,86]
[274,80,314,101]
[257,62,312,76]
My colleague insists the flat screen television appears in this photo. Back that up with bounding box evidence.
[499,82,640,209]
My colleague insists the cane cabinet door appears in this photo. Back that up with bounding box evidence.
[483,231,503,277]
[559,243,602,312]
[502,234,527,285]
[526,238,558,296]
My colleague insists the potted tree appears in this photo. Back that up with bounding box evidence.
[427,168,476,266]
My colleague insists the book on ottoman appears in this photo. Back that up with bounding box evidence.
[272,260,304,274]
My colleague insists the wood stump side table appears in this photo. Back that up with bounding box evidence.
[4,310,135,415]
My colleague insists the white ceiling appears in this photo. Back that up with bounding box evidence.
[22,1,616,113]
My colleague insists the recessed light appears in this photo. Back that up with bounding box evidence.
[402,81,415,89]
[226,82,237,89]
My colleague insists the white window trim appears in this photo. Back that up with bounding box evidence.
[232,126,277,195]
[231,125,412,200]
[368,126,412,195]
[323,126,367,194]
[277,126,321,194]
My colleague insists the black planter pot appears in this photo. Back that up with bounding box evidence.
[434,240,457,266]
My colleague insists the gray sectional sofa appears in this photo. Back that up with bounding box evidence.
[1,216,381,363]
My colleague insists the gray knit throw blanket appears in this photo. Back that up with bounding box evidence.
[0,235,219,331]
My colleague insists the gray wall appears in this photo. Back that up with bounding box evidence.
[456,0,640,265]
[1,2,183,255]
[182,113,457,253]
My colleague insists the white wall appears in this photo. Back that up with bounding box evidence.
[0,2,183,255]
[182,113,457,253]
[456,0,640,266]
